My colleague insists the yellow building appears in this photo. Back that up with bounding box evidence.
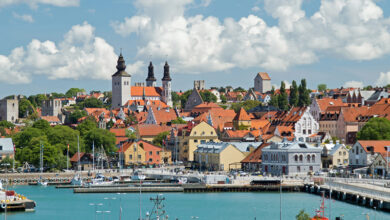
[233,108,252,130]
[322,143,349,168]
[178,121,219,162]
[118,141,146,166]
[194,142,249,171]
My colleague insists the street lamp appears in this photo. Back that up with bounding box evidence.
[89,203,103,220]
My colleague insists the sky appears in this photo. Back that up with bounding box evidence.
[1,0,390,97]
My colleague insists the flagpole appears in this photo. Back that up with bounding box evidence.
[92,140,95,172]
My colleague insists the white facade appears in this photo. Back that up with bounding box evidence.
[294,107,319,140]
[309,99,321,122]
[254,73,271,93]
[112,75,131,108]
[162,80,172,107]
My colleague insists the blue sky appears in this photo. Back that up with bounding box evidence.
[1,0,390,97]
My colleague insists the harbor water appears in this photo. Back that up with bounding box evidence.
[3,185,390,219]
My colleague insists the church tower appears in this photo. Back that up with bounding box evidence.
[161,61,172,107]
[146,62,156,87]
[112,53,131,108]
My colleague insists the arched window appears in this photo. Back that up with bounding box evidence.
[312,155,315,162]
[295,155,298,162]
[307,155,310,162]
[299,155,303,162]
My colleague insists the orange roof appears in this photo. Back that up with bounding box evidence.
[357,140,390,154]
[125,99,168,108]
[41,116,61,122]
[257,72,271,80]
[225,130,250,138]
[137,124,171,137]
[341,106,369,122]
[193,108,236,130]
[234,108,251,121]
[70,152,89,162]
[241,143,270,163]
[131,86,162,97]
[316,98,346,112]
[110,128,126,137]
[251,119,270,129]
[149,107,178,124]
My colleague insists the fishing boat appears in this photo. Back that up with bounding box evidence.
[311,193,329,220]
[144,194,169,220]
[85,173,113,187]
[37,143,48,187]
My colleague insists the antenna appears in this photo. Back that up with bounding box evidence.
[165,54,168,62]
[120,48,122,54]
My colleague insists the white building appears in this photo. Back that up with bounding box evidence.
[0,97,18,123]
[254,72,271,93]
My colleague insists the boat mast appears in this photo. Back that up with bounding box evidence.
[77,135,81,173]
[279,174,282,220]
[92,140,95,172]
[40,141,43,174]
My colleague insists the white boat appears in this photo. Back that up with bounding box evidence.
[86,174,113,187]
[37,177,48,187]
[71,173,83,186]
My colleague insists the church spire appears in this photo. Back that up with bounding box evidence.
[146,61,156,84]
[162,61,171,81]
[112,53,130,77]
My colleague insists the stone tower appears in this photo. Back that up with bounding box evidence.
[112,53,131,108]
[254,72,271,93]
[194,80,205,90]
[161,61,172,107]
[146,62,156,87]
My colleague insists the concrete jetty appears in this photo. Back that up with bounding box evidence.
[74,187,184,193]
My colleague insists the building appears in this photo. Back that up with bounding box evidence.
[70,152,93,171]
[194,142,258,171]
[184,88,204,112]
[111,53,172,108]
[241,142,270,172]
[309,97,345,122]
[254,72,271,93]
[0,138,14,160]
[321,142,349,169]
[0,97,18,123]
[348,140,390,170]
[261,139,322,176]
[233,108,252,130]
[178,121,219,162]
[194,80,205,90]
[118,140,168,166]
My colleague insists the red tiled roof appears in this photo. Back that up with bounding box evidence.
[358,140,390,154]
[110,128,126,137]
[234,108,251,121]
[257,72,271,80]
[41,116,60,122]
[241,143,270,163]
[131,86,162,97]
[316,98,346,112]
[137,124,171,137]
[70,152,85,162]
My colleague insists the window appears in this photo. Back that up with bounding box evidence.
[309,166,313,171]
[149,158,152,162]
[157,151,160,155]
[355,159,358,164]
[297,166,301,172]
[295,155,298,162]
[129,155,132,160]
[299,155,303,162]
[211,131,214,135]
[149,152,152,155]
[194,140,198,143]
[312,155,315,162]
[337,159,341,163]
[303,130,306,134]
[138,155,141,159]
[307,155,310,162]
[308,130,311,135]
[360,149,363,153]
[339,152,342,156]
[343,151,346,156]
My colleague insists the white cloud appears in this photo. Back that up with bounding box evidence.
[0,22,141,84]
[343,81,364,88]
[375,71,390,86]
[12,12,34,23]
[111,0,390,74]
[0,0,79,8]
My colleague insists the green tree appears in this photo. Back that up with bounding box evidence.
[69,110,87,124]
[46,125,83,155]
[180,90,192,108]
[82,97,103,108]
[83,128,116,155]
[0,156,18,169]
[172,92,180,107]
[233,87,247,92]
[77,118,98,137]
[363,85,373,90]
[171,117,187,124]
[220,94,227,104]
[0,120,15,129]
[28,94,48,107]
[269,87,278,108]
[296,210,311,220]
[125,113,138,126]
[231,100,262,112]
[125,129,137,139]
[65,88,85,98]
[317,84,327,93]
[357,117,390,140]
[152,131,170,147]
[278,81,289,111]
[12,127,44,148]
[289,80,299,107]
[298,79,311,107]
[200,90,218,103]
[32,119,51,131]
[19,98,34,118]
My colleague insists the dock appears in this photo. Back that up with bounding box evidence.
[73,183,303,193]
[0,199,36,212]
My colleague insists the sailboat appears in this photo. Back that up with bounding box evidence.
[70,136,83,186]
[37,142,48,186]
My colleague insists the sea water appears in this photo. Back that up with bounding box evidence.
[3,185,390,220]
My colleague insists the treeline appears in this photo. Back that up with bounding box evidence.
[269,79,311,110]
